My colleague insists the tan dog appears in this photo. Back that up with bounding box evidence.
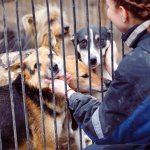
[22,4,70,49]
[0,4,69,54]
[66,55,106,96]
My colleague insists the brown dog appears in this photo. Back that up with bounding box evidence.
[0,46,64,150]
[59,55,107,150]
[66,55,107,97]
[0,46,105,150]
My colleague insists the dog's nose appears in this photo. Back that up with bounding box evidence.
[53,64,59,73]
[64,25,70,33]
[90,58,97,66]
[104,79,112,88]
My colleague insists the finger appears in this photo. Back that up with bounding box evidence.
[59,76,65,80]
[66,72,73,78]
[66,74,73,81]
[67,77,73,84]
[44,79,52,83]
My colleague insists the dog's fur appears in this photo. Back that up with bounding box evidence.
[66,55,106,95]
[57,55,107,150]
[66,55,107,149]
[0,46,64,150]
[0,4,69,54]
[0,47,105,149]
[71,25,118,80]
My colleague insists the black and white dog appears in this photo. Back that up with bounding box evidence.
[71,25,118,80]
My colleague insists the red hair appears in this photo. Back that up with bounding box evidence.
[113,0,150,31]
[114,0,149,20]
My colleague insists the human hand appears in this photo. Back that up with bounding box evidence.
[44,73,74,97]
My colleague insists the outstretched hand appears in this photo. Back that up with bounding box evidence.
[44,73,73,97]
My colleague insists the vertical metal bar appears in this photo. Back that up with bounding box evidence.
[72,0,79,107]
[44,1,59,149]
[0,130,2,150]
[122,35,125,58]
[71,1,83,150]
[14,0,31,149]
[15,0,30,149]
[97,0,104,100]
[59,0,71,149]
[80,1,85,27]
[1,0,18,149]
[30,0,46,149]
[85,0,92,96]
[110,22,115,80]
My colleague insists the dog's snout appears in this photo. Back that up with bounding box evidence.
[90,58,97,66]
[104,79,112,88]
[53,64,59,73]
[64,25,70,32]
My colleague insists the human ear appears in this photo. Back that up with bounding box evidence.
[119,6,128,23]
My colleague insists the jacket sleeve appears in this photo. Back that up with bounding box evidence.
[68,69,142,143]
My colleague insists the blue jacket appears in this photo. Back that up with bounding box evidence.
[68,20,150,145]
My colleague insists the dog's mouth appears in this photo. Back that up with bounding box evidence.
[44,65,61,81]
[64,30,69,35]
[91,64,98,69]
[57,32,70,39]
[91,86,108,93]
[44,70,60,81]
[64,25,70,34]
[79,85,108,93]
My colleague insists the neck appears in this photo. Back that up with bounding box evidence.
[124,16,144,32]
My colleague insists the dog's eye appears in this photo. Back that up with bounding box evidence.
[81,73,89,78]
[50,19,55,23]
[95,38,105,48]
[34,63,41,69]
[79,40,88,49]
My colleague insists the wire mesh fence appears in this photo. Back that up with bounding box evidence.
[0,0,125,150]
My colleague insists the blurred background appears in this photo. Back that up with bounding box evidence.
[0,0,129,62]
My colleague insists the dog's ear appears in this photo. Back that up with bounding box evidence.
[22,14,34,33]
[42,33,56,48]
[5,61,26,74]
[71,34,75,45]
[71,33,79,46]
